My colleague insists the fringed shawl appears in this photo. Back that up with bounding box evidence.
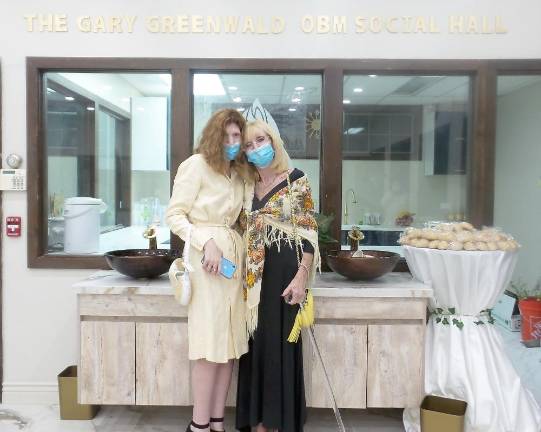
[242,174,321,341]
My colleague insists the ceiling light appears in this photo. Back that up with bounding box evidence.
[294,86,304,91]
[46,88,56,93]
[343,99,351,104]
[291,97,301,103]
[86,107,95,111]
[228,86,238,91]
[369,75,377,78]
[353,88,364,93]
[65,96,74,101]
[288,107,297,112]
[193,74,226,96]
[346,127,364,135]
[233,97,242,103]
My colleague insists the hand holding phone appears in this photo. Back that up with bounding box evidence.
[220,257,236,279]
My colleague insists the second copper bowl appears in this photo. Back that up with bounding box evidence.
[326,250,400,280]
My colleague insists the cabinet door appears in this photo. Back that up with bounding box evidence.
[136,321,191,405]
[367,324,424,408]
[304,324,367,409]
[79,320,135,404]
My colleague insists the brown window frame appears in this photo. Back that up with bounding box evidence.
[27,57,511,268]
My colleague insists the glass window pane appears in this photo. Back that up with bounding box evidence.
[44,72,172,254]
[193,73,322,211]
[341,75,472,252]
[495,76,541,287]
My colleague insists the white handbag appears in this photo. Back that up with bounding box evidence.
[168,225,194,305]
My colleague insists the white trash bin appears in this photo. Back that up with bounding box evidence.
[63,197,107,254]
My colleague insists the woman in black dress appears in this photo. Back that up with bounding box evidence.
[235,120,320,432]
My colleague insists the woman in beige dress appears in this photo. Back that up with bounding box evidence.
[165,108,249,432]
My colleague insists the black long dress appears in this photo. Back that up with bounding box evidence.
[236,168,314,432]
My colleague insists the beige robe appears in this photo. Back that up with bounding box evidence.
[165,154,248,363]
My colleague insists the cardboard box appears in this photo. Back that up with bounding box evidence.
[420,395,467,432]
[58,365,100,420]
[493,290,521,332]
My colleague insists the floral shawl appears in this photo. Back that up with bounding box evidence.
[242,174,321,340]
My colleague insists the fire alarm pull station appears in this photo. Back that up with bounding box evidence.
[6,216,21,237]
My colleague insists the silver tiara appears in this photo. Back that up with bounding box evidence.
[242,98,281,137]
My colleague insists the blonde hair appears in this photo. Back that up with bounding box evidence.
[195,108,246,175]
[238,119,290,181]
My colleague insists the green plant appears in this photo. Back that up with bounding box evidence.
[314,212,338,244]
[510,279,541,300]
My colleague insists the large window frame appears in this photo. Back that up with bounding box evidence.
[27,57,515,268]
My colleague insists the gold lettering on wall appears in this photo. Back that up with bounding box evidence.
[22,13,508,36]
[24,14,68,32]
[448,15,507,34]
[77,15,136,33]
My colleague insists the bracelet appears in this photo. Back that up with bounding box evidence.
[299,263,310,275]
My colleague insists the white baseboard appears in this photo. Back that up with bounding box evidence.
[2,382,59,404]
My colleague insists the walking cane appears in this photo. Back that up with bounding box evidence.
[301,306,347,432]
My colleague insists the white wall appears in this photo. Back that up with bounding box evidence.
[495,81,541,288]
[2,0,541,403]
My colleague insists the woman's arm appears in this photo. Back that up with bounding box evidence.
[165,156,213,252]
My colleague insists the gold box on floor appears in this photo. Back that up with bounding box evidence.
[421,395,467,432]
[58,365,100,420]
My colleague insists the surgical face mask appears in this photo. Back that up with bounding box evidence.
[224,142,241,161]
[246,142,275,168]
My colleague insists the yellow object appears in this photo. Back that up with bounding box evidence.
[287,290,315,343]
[420,395,467,432]
[58,366,99,420]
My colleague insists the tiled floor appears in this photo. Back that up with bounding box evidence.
[0,405,405,431]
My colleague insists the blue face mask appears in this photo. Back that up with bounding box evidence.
[224,142,240,161]
[246,142,275,168]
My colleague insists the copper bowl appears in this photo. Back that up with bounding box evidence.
[326,250,401,280]
[105,249,181,279]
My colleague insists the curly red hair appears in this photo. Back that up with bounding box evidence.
[195,108,246,174]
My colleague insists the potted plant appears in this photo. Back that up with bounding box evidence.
[510,280,541,345]
[314,212,340,272]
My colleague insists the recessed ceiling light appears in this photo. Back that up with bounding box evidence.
[233,96,242,103]
[353,87,364,93]
[291,97,301,103]
[288,107,297,112]
[343,99,351,104]
[193,74,226,96]
[86,107,95,111]
[65,96,74,101]
[237,107,245,112]
[228,86,238,91]
[294,86,304,91]
[369,74,377,78]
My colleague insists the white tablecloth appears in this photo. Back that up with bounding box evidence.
[402,246,541,432]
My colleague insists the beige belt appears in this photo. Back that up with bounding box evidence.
[193,222,241,279]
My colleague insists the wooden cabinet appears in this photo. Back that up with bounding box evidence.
[78,291,427,408]
[367,324,424,408]
[135,322,191,406]
[304,323,368,408]
[79,320,136,405]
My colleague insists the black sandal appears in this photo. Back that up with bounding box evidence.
[186,421,210,432]
[210,416,225,432]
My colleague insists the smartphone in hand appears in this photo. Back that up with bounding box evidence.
[220,257,236,279]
